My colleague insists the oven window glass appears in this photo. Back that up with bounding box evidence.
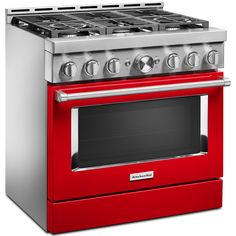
[71,95,208,170]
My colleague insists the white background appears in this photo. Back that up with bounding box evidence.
[1,0,236,235]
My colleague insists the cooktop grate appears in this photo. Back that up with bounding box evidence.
[11,8,209,38]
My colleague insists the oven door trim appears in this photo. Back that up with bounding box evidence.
[71,95,208,171]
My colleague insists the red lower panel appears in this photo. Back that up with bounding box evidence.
[47,179,222,233]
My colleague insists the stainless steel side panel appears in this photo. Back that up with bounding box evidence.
[6,24,47,230]
[45,27,227,54]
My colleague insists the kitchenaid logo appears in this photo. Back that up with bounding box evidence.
[130,171,154,181]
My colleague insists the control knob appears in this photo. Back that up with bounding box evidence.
[206,50,219,66]
[106,58,121,74]
[135,54,154,73]
[186,52,199,67]
[62,61,77,78]
[167,53,180,69]
[84,60,99,76]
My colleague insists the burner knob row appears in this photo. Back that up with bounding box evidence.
[62,58,121,78]
[62,50,220,79]
[166,51,218,68]
[85,58,121,76]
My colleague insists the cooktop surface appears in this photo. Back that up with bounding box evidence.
[11,8,209,38]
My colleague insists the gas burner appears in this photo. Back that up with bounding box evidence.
[89,17,157,34]
[49,23,67,30]
[68,22,88,28]
[151,17,175,23]
[48,22,89,31]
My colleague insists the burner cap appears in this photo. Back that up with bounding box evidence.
[49,23,67,30]
[69,22,88,29]
[152,17,173,23]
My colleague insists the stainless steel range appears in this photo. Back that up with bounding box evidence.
[6,2,230,233]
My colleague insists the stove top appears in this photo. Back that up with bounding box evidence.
[11,7,209,38]
[6,3,226,84]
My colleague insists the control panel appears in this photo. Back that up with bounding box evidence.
[46,42,224,83]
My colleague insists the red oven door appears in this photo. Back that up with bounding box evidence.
[48,71,228,201]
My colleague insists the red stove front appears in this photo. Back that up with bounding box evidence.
[47,71,227,233]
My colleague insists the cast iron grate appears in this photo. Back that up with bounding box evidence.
[11,8,209,38]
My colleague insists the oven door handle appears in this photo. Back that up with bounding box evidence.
[55,77,231,102]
